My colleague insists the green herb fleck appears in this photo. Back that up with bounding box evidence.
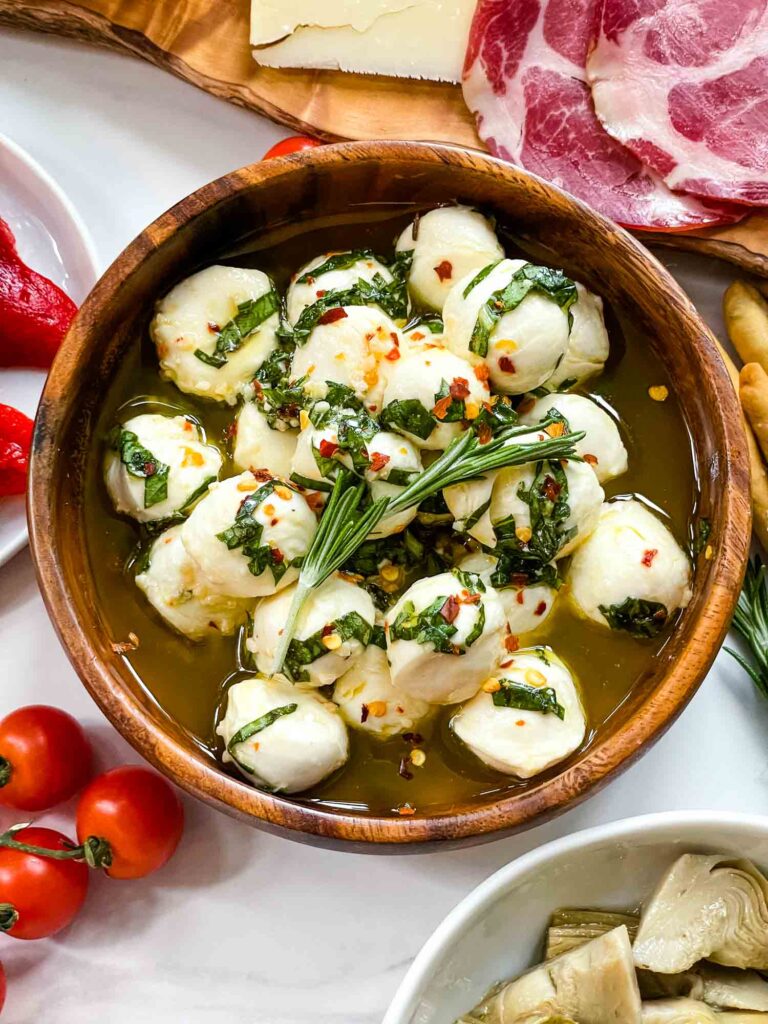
[297,249,380,283]
[692,517,712,556]
[112,428,170,509]
[599,597,669,638]
[284,610,373,682]
[380,399,435,441]
[227,704,298,764]
[492,679,565,719]
[194,290,280,368]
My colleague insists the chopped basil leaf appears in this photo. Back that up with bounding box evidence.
[370,624,387,649]
[468,264,577,358]
[380,399,435,441]
[404,312,444,335]
[113,429,170,509]
[492,679,565,719]
[385,467,419,488]
[692,517,712,556]
[471,396,518,438]
[227,703,298,757]
[178,474,217,513]
[284,610,373,682]
[463,259,503,299]
[216,480,294,584]
[451,567,486,593]
[296,249,380,283]
[464,496,492,531]
[194,290,279,368]
[599,597,669,638]
[290,472,332,493]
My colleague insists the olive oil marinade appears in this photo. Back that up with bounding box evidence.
[84,210,696,815]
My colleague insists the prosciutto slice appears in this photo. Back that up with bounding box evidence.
[462,0,741,230]
[587,0,768,206]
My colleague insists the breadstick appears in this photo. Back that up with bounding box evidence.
[723,280,768,374]
[740,363,768,463]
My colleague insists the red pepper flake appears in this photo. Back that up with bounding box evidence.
[498,355,516,374]
[516,720,526,727]
[385,347,401,361]
[250,467,272,482]
[397,804,416,816]
[226,420,238,440]
[410,331,425,341]
[449,377,470,400]
[369,451,391,473]
[318,438,340,458]
[474,363,490,383]
[499,659,514,669]
[305,491,325,513]
[390,332,399,346]
[207,321,220,334]
[541,475,561,501]
[433,394,453,420]
[360,704,370,723]
[305,275,315,286]
[270,547,285,564]
[477,422,492,445]
[316,288,326,297]
[461,591,482,605]
[143,461,157,476]
[584,453,599,466]
[434,259,453,282]
[504,634,520,653]
[270,518,279,527]
[317,307,347,326]
[398,755,414,780]
[509,572,530,587]
[440,595,461,623]
[516,590,525,605]
[321,623,334,637]
[534,600,547,616]
[641,548,658,567]
[402,732,423,745]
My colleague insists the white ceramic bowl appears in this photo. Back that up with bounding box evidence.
[383,811,768,1024]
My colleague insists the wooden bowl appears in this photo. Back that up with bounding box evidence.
[29,142,751,851]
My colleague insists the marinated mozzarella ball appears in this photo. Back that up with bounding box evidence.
[567,499,692,633]
[458,551,557,635]
[333,643,432,739]
[365,430,423,538]
[181,472,316,599]
[248,574,376,686]
[452,648,586,778]
[396,206,504,312]
[489,458,604,559]
[135,526,251,640]
[519,392,628,483]
[290,306,402,412]
[286,251,395,324]
[443,258,571,394]
[548,283,610,389]
[385,570,506,704]
[380,348,490,450]
[443,472,497,547]
[104,413,221,524]
[233,401,297,478]
[218,676,348,794]
[150,266,280,404]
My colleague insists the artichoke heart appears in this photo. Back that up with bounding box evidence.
[641,999,719,1024]
[545,909,640,960]
[633,855,768,973]
[463,926,642,1024]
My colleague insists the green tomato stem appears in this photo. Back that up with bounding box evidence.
[0,904,18,933]
[0,757,11,789]
[0,830,112,870]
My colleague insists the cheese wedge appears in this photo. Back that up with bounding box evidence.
[250,0,476,83]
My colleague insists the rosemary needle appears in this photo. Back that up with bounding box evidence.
[270,416,584,675]
[725,555,768,702]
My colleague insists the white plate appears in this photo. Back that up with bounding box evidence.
[383,811,768,1024]
[0,133,100,567]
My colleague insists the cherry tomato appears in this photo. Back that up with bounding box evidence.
[262,135,322,160]
[0,827,88,940]
[0,961,5,1014]
[0,705,92,812]
[76,766,184,880]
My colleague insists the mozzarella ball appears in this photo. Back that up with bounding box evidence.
[333,643,432,738]
[458,551,557,635]
[233,401,297,477]
[490,459,604,559]
[365,430,423,538]
[181,472,316,599]
[248,574,377,686]
[385,570,506,704]
[105,413,221,524]
[135,526,252,639]
[519,392,628,483]
[452,648,586,778]
[151,266,280,404]
[548,283,610,389]
[286,251,394,324]
[218,676,348,794]
[567,499,692,632]
[443,258,570,394]
[396,206,504,312]
[380,348,490,450]
[290,306,402,413]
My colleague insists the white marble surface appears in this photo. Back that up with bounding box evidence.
[1,27,767,1024]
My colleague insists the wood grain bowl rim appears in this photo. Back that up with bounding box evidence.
[28,142,751,849]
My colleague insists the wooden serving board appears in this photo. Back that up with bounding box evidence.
[3,0,768,276]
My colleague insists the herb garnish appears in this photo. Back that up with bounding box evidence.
[692,517,712,556]
[296,249,380,283]
[599,597,669,637]
[284,610,373,682]
[390,569,486,654]
[492,679,565,719]
[380,399,435,441]
[309,382,379,478]
[194,290,280,368]
[725,555,768,702]
[466,264,577,358]
[216,480,297,585]
[112,428,170,508]
[404,313,444,336]
[227,704,298,768]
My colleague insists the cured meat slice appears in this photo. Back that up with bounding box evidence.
[588,0,768,206]
[462,0,741,231]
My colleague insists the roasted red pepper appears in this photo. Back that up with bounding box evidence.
[0,404,34,497]
[0,217,77,369]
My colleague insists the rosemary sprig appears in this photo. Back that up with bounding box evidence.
[725,555,768,701]
[269,416,584,674]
